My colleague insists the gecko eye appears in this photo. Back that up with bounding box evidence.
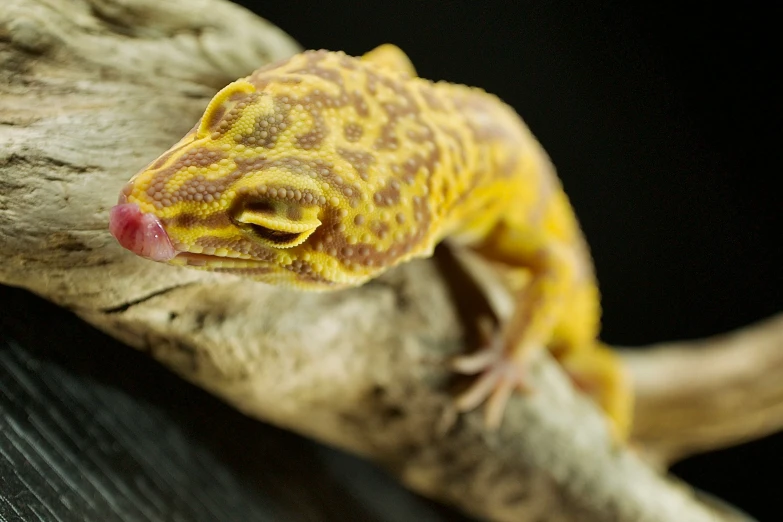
[234,196,321,249]
[247,225,302,245]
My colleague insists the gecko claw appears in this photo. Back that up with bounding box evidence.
[452,319,536,428]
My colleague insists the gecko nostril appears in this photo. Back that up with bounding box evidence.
[109,203,177,262]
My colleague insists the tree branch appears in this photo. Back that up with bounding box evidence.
[626,313,783,465]
[0,1,767,521]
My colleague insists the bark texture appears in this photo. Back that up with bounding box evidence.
[1,1,774,521]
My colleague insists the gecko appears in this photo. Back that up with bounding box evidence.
[109,44,632,438]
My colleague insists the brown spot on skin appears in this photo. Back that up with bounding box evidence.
[290,86,361,150]
[236,99,292,149]
[195,234,280,262]
[170,168,240,206]
[322,218,429,271]
[203,105,226,133]
[306,209,406,270]
[211,92,259,139]
[196,235,240,250]
[305,204,411,273]
[247,77,270,92]
[367,72,422,151]
[295,108,328,150]
[237,183,321,207]
[290,63,345,88]
[283,259,335,285]
[242,240,281,261]
[228,90,250,102]
[371,221,390,240]
[143,149,232,207]
[397,153,425,184]
[348,91,370,117]
[233,156,272,175]
[373,180,401,207]
[150,146,224,185]
[343,122,363,142]
[375,103,413,150]
[337,148,374,181]
[307,207,345,253]
[165,212,233,229]
[394,145,441,188]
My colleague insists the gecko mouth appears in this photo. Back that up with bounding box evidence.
[171,251,249,267]
[110,203,275,271]
[110,203,265,268]
[172,252,221,266]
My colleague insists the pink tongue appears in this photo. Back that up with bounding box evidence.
[109,203,177,261]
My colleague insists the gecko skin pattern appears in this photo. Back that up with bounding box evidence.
[110,45,632,437]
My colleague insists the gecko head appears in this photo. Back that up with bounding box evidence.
[109,77,351,289]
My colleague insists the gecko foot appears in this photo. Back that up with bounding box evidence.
[451,317,535,429]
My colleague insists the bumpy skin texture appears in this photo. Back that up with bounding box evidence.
[111,45,631,437]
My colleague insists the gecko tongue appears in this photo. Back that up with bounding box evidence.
[109,203,177,262]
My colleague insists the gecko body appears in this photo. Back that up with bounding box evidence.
[110,45,631,436]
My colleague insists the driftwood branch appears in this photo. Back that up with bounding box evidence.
[0,1,775,521]
[626,313,783,465]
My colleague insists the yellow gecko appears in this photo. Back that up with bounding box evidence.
[109,44,632,437]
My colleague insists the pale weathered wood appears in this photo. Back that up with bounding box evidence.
[625,313,783,465]
[0,1,767,521]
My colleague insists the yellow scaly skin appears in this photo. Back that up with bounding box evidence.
[112,45,632,438]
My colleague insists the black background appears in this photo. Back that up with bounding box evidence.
[1,1,780,520]
[238,0,781,518]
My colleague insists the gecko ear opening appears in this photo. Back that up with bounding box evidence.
[197,79,258,139]
[236,201,321,249]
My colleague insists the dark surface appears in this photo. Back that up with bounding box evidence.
[0,285,472,522]
[1,1,780,521]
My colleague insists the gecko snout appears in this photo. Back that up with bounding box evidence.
[109,203,177,262]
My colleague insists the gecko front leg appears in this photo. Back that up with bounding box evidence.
[451,222,631,438]
[452,224,575,426]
